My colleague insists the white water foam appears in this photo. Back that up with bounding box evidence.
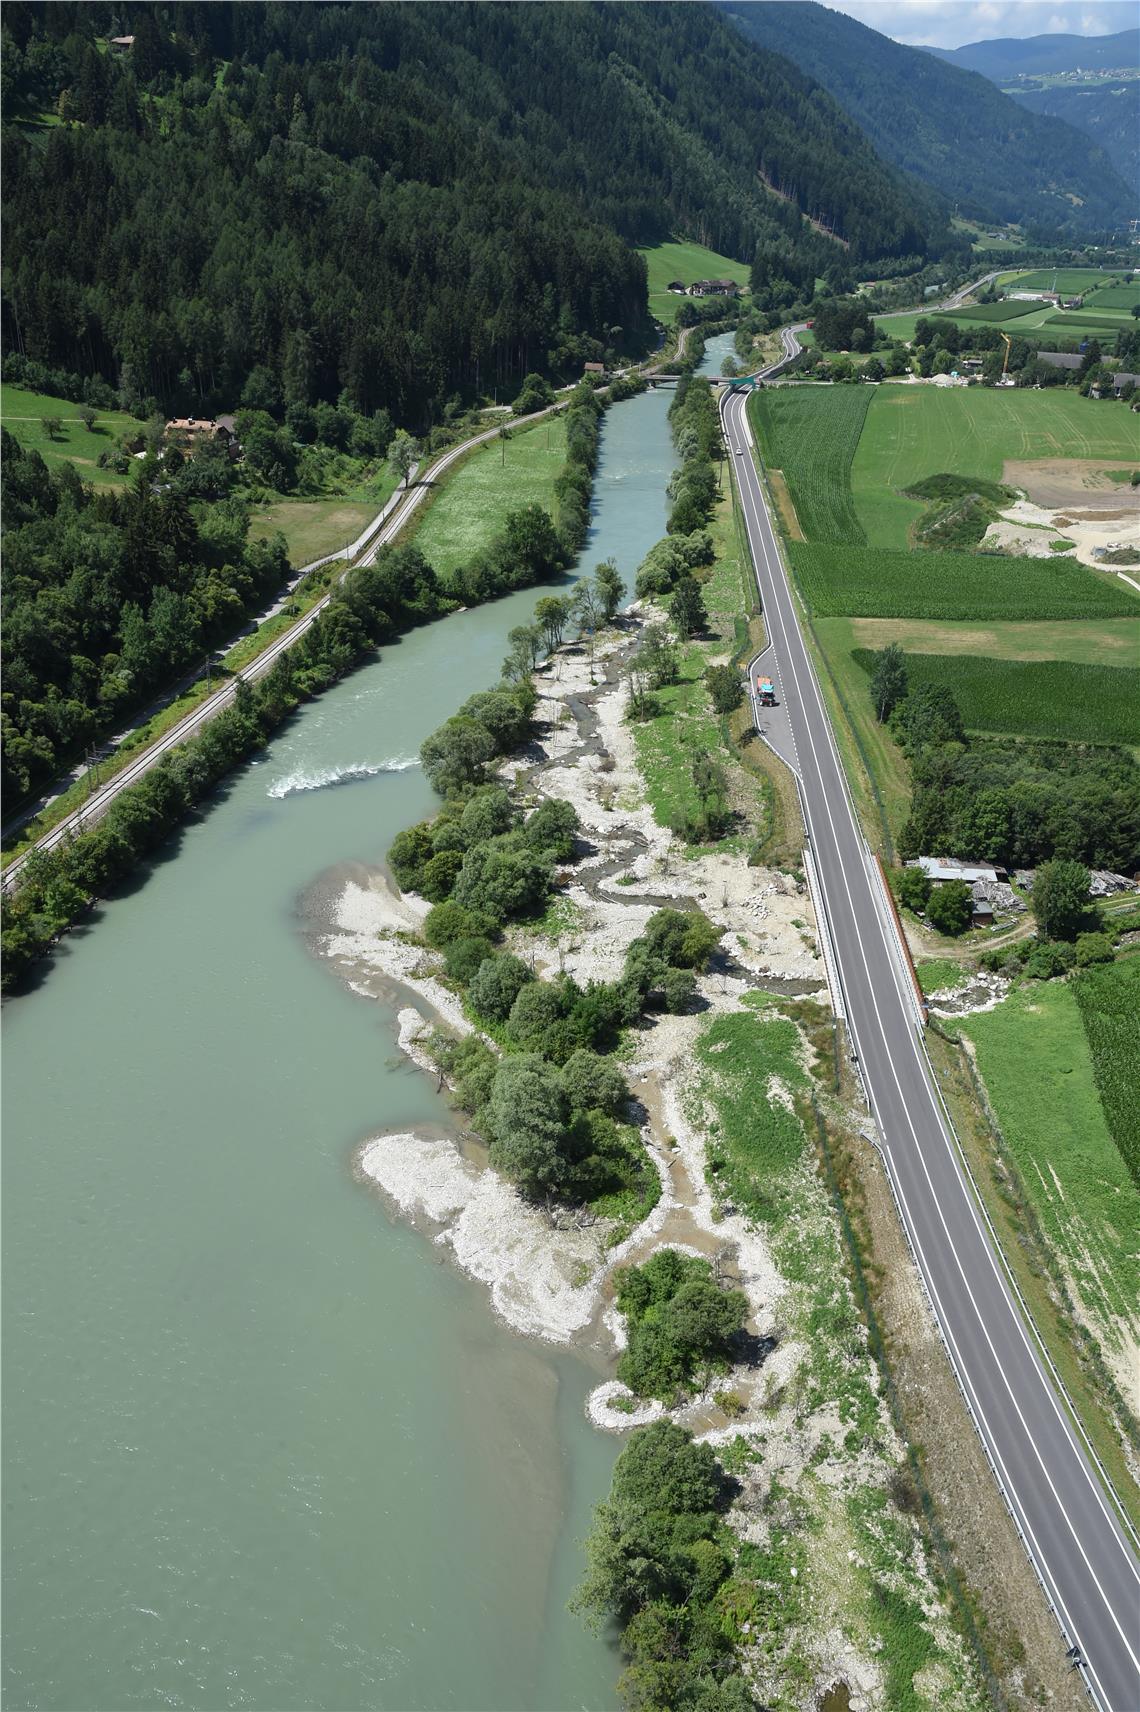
[268,758,418,799]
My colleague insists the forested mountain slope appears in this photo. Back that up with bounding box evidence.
[718,2,1134,238]
[1009,81,1138,192]
[1,1,944,422]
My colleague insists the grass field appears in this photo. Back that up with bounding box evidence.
[790,542,1138,621]
[1,383,139,486]
[636,239,750,325]
[1073,956,1140,1191]
[850,386,1140,549]
[1086,284,1140,310]
[850,649,1140,745]
[961,981,1140,1396]
[411,416,566,574]
[749,386,870,544]
[846,615,1140,667]
[247,495,390,569]
[1002,268,1126,295]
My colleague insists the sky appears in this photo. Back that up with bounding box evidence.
[817,0,1139,50]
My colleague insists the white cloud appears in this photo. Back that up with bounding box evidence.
[819,0,1138,50]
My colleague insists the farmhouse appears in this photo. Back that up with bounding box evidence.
[583,361,608,378]
[1036,351,1084,371]
[688,279,741,298]
[108,34,135,53]
[164,417,240,457]
[667,280,688,294]
[1112,372,1139,396]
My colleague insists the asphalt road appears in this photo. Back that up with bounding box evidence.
[721,380,1140,1712]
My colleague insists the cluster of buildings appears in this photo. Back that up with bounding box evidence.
[907,857,1136,928]
[163,415,240,459]
[667,278,742,298]
[908,858,1021,927]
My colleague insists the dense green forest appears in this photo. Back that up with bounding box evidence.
[2,1,948,427]
[718,2,1134,239]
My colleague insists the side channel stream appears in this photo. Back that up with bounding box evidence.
[2,378,694,1710]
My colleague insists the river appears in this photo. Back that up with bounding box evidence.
[1,369,713,1710]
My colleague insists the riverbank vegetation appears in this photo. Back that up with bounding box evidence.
[0,385,607,991]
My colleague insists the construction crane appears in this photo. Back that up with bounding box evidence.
[999,331,1013,384]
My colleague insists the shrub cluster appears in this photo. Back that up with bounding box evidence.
[615,1249,748,1402]
[634,530,715,599]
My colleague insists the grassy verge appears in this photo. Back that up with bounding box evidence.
[915,958,971,996]
[633,480,802,864]
[926,1020,1140,1533]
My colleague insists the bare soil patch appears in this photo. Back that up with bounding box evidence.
[1003,458,1140,511]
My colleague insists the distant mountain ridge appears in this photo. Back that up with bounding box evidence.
[924,29,1138,79]
[718,2,1134,237]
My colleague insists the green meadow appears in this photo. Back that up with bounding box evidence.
[637,239,750,324]
[1,383,139,486]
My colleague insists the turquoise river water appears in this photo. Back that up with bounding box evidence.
[1,353,731,1710]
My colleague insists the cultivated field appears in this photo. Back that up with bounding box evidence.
[850,386,1140,548]
[790,542,1137,621]
[845,615,1140,666]
[749,386,869,543]
[850,649,1140,745]
[636,239,750,325]
[1,383,139,486]
[1074,957,1140,1191]
[411,415,566,574]
[949,300,1043,324]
